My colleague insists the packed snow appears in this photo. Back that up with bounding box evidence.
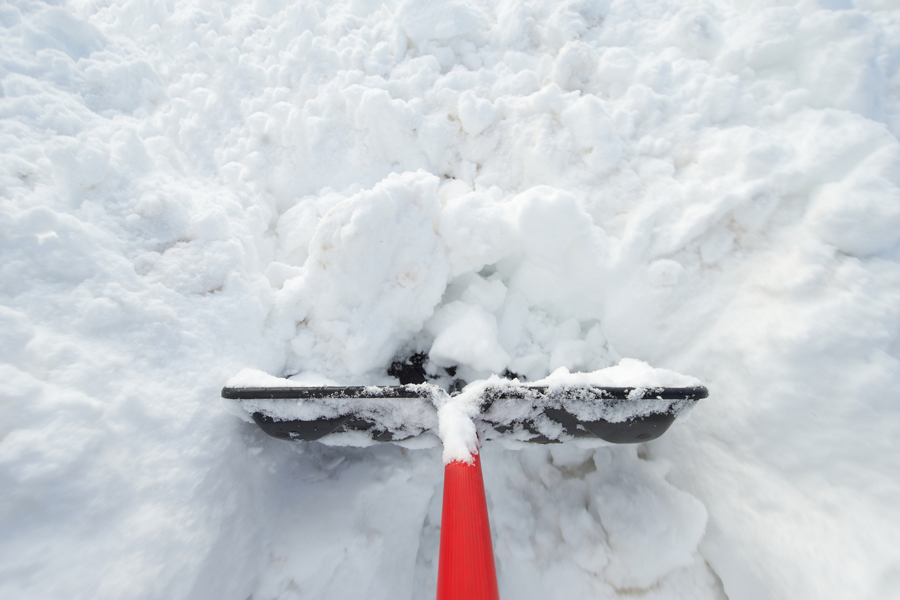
[2,0,900,599]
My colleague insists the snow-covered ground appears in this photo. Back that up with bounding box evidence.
[2,0,900,598]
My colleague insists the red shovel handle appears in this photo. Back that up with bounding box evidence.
[436,452,500,600]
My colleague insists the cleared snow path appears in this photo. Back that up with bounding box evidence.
[2,0,899,598]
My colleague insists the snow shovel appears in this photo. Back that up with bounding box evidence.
[222,358,706,600]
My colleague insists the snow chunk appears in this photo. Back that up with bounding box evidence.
[290,171,449,374]
[398,0,489,44]
[534,359,702,389]
[807,174,900,256]
[438,189,518,277]
[594,449,708,589]
[458,91,498,136]
[48,136,110,194]
[226,368,307,389]
[427,301,510,374]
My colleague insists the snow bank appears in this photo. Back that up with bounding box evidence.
[2,0,899,599]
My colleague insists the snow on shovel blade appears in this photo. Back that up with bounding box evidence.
[222,385,441,443]
[222,384,707,445]
[479,385,707,444]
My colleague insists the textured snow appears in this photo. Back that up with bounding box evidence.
[535,358,702,388]
[2,0,900,599]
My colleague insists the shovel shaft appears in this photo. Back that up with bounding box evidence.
[436,452,499,600]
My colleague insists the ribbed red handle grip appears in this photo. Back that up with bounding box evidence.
[436,452,499,600]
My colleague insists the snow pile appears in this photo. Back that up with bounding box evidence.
[534,358,702,388]
[273,171,449,375]
[2,0,900,599]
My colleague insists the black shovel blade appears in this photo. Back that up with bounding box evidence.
[223,385,439,443]
[477,385,707,444]
[222,384,707,445]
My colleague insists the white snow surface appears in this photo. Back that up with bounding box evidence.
[2,0,900,599]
